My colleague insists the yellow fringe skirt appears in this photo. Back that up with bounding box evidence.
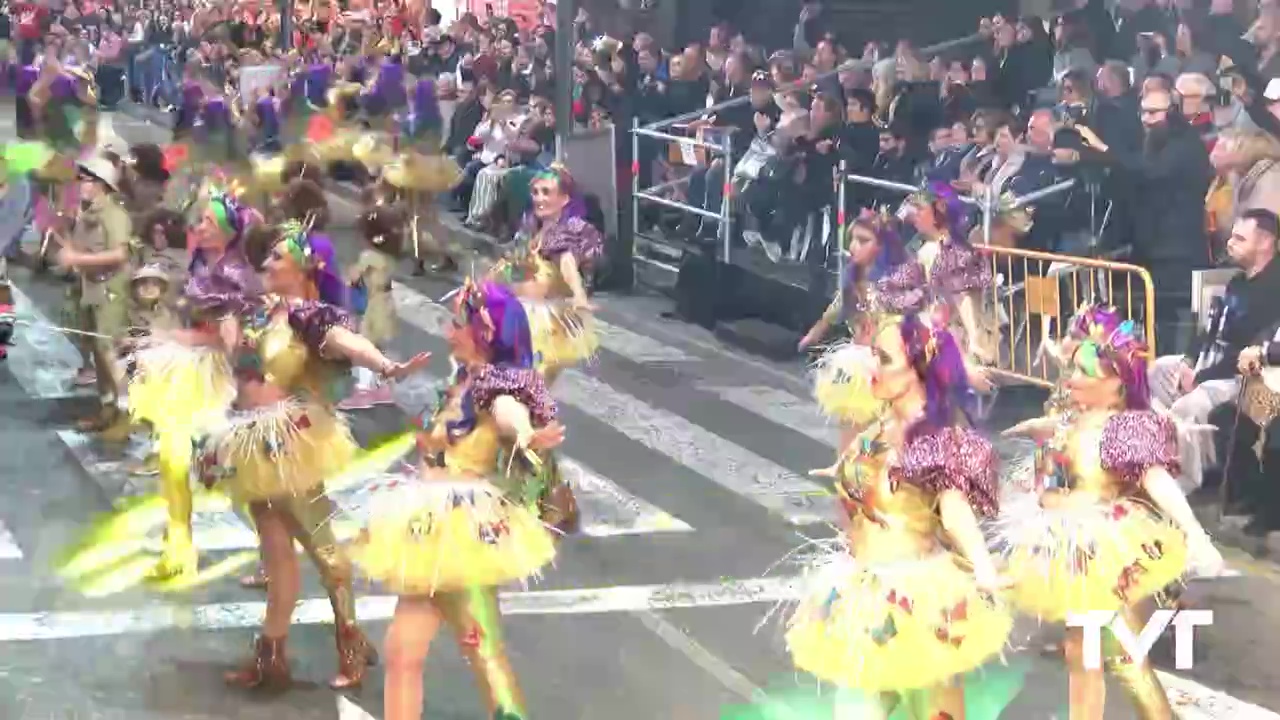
[127,340,237,430]
[195,400,357,502]
[522,299,599,376]
[811,342,882,424]
[786,545,1013,692]
[992,492,1189,622]
[350,476,556,595]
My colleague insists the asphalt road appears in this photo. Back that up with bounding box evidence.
[0,104,1278,719]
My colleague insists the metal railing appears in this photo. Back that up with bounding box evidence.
[630,119,735,266]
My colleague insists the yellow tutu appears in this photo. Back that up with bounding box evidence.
[384,151,463,193]
[353,132,394,172]
[128,341,237,430]
[993,492,1189,622]
[811,342,882,424]
[786,546,1013,692]
[196,400,357,501]
[522,299,599,376]
[350,478,556,595]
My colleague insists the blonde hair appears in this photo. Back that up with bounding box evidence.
[1219,128,1280,168]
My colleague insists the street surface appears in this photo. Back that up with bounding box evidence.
[0,105,1279,719]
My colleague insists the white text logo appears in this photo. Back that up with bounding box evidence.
[1065,610,1213,670]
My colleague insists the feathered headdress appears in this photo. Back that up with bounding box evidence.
[278,219,346,307]
[1067,303,1151,410]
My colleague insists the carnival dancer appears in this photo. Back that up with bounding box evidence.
[491,165,601,387]
[339,203,404,410]
[52,153,132,437]
[202,220,428,690]
[121,192,260,581]
[350,279,563,720]
[798,210,927,451]
[995,305,1226,720]
[379,77,461,276]
[787,313,1014,718]
[903,181,998,371]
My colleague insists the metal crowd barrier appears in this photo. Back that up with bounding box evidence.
[629,119,736,266]
[834,169,1157,388]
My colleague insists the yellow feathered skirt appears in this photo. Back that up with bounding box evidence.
[992,492,1189,622]
[128,341,237,430]
[811,342,882,425]
[786,544,1013,692]
[195,400,357,501]
[522,299,599,377]
[351,477,556,595]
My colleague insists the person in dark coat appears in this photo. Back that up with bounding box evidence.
[1076,88,1212,356]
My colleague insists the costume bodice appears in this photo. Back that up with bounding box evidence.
[1041,410,1180,500]
[838,431,945,560]
[423,383,506,477]
[239,297,352,403]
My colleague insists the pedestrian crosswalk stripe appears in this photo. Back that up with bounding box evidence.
[391,284,837,526]
[697,384,837,448]
[0,521,23,560]
[4,285,93,400]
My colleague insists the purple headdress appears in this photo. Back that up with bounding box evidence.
[899,313,976,439]
[1069,304,1151,410]
[908,180,975,243]
[402,78,442,142]
[452,279,535,368]
[278,220,347,307]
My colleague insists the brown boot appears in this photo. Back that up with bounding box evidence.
[330,622,378,689]
[225,635,291,691]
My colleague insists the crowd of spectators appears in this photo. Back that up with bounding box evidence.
[8,0,1280,534]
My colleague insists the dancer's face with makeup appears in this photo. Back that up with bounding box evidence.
[263,241,306,296]
[531,176,570,222]
[870,324,917,403]
[848,224,881,268]
[194,207,230,252]
[1065,341,1124,410]
[447,315,486,365]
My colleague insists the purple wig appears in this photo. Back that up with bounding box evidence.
[899,313,976,439]
[305,233,348,308]
[444,280,537,440]
[1069,304,1152,410]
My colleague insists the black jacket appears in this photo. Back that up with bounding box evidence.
[1191,257,1280,384]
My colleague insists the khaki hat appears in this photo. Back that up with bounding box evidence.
[77,154,120,193]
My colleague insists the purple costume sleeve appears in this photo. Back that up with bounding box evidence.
[182,252,262,321]
[17,66,38,95]
[1100,411,1180,490]
[286,300,357,354]
[874,261,928,315]
[469,364,558,427]
[891,426,999,517]
[536,217,604,267]
[931,240,993,296]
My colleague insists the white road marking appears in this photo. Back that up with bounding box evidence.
[634,609,766,703]
[1157,670,1280,719]
[0,576,800,641]
[392,285,837,526]
[55,433,691,550]
[697,384,837,448]
[0,521,23,560]
[4,284,91,400]
[337,696,379,720]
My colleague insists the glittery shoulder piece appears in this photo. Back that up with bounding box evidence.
[1100,410,1180,489]
[181,251,262,321]
[891,425,999,517]
[469,364,558,427]
[930,239,993,297]
[874,260,928,316]
[285,299,356,355]
[536,217,604,266]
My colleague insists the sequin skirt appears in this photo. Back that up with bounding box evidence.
[127,340,236,430]
[196,400,357,501]
[786,545,1013,692]
[993,492,1188,621]
[350,476,556,595]
[522,299,599,376]
[811,342,881,424]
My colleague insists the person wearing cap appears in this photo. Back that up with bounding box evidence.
[54,153,133,437]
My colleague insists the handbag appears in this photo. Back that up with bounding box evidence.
[733,134,776,181]
[349,278,369,315]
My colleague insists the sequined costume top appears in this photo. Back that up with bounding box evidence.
[821,261,929,341]
[234,297,356,406]
[416,364,557,483]
[921,237,992,297]
[181,250,262,326]
[496,217,603,299]
[837,425,998,563]
[1040,410,1179,500]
